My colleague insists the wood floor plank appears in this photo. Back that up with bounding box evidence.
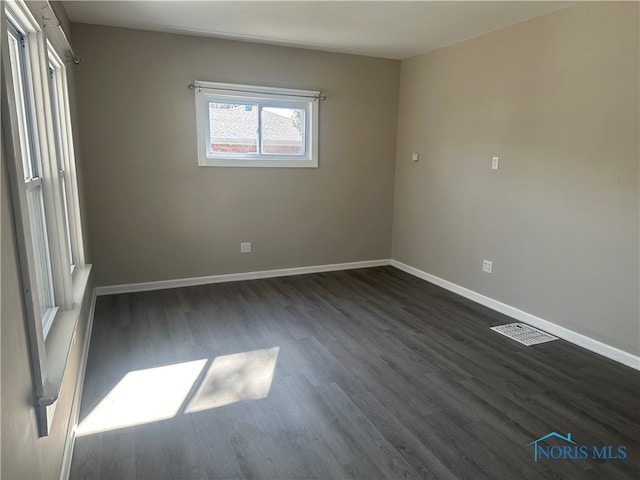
[70,434,103,480]
[70,267,640,479]
[98,429,136,480]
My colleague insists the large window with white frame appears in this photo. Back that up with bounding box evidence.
[193,81,322,168]
[48,42,84,273]
[6,15,59,336]
[2,0,87,436]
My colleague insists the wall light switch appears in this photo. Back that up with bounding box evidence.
[492,156,499,170]
[412,152,420,162]
[240,242,252,253]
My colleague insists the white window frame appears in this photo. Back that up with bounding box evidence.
[5,0,72,329]
[194,81,320,168]
[47,42,85,273]
[2,0,89,437]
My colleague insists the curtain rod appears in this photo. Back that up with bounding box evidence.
[188,83,327,102]
[41,5,80,64]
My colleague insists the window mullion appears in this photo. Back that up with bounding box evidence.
[257,103,263,156]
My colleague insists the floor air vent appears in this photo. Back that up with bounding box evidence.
[490,323,558,346]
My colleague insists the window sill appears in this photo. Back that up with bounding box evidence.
[39,264,92,435]
[198,157,318,168]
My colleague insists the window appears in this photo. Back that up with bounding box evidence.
[194,81,321,168]
[6,17,58,336]
[48,43,84,273]
[2,0,89,437]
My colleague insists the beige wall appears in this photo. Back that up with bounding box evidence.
[1,3,95,478]
[393,2,639,355]
[71,25,400,286]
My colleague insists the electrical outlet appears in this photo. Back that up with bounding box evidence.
[482,259,493,273]
[492,156,499,170]
[240,242,252,253]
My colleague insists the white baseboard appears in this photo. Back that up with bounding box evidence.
[93,257,639,371]
[391,260,640,371]
[95,259,392,296]
[59,289,97,480]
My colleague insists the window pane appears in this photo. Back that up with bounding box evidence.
[208,103,258,155]
[26,185,56,321]
[261,107,305,156]
[48,63,74,269]
[60,177,74,269]
[7,27,35,180]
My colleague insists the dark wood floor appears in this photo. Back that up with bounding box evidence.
[70,267,639,479]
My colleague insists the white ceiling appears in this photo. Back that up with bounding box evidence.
[63,1,575,60]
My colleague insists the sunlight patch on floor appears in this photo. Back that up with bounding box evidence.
[185,347,280,413]
[76,347,281,436]
[76,359,207,436]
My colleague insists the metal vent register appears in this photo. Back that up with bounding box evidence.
[490,323,558,346]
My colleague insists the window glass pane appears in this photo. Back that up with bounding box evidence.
[261,107,305,156]
[208,102,258,155]
[48,63,74,269]
[7,27,34,180]
[26,185,56,319]
[60,176,73,269]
